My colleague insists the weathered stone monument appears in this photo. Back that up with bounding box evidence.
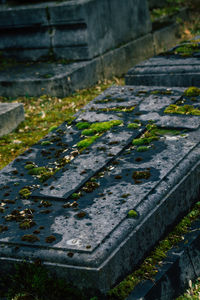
[0,82,200,293]
[0,0,187,97]
[0,0,151,61]
[125,37,200,87]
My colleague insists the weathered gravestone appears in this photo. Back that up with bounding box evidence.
[0,85,200,293]
[0,102,24,137]
[0,0,151,61]
[125,37,200,87]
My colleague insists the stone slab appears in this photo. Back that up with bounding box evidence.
[0,102,24,137]
[0,34,155,98]
[0,86,199,293]
[0,25,183,98]
[125,38,200,87]
[127,218,200,300]
[0,0,151,61]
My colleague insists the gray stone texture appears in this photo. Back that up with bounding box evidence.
[0,0,151,61]
[0,86,199,293]
[0,34,155,98]
[125,40,200,87]
[127,219,200,300]
[0,103,24,136]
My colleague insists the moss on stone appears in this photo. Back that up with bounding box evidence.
[127,123,140,129]
[76,122,91,130]
[19,188,31,199]
[81,129,95,136]
[174,42,199,57]
[77,136,98,149]
[24,164,35,170]
[85,120,123,135]
[77,120,122,148]
[132,136,158,146]
[28,167,54,182]
[137,146,149,152]
[150,128,181,136]
[48,125,58,132]
[28,167,47,175]
[128,210,138,218]
[151,90,172,95]
[164,104,200,115]
[99,106,135,112]
[184,86,200,97]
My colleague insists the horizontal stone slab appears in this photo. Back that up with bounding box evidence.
[0,86,199,293]
[0,0,151,61]
[0,33,155,97]
[125,38,200,87]
[0,103,24,137]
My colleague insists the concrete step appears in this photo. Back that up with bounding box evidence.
[0,102,24,137]
[0,85,199,294]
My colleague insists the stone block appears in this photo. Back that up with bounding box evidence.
[0,86,199,293]
[125,39,200,87]
[0,0,151,61]
[0,103,24,137]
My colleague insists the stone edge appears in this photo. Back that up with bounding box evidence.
[0,12,186,98]
[0,103,24,137]
[126,216,200,300]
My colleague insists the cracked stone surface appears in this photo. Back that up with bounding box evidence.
[0,85,200,293]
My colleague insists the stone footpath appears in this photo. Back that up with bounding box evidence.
[0,38,200,298]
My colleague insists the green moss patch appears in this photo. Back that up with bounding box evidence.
[76,122,91,130]
[173,42,199,57]
[76,120,123,149]
[184,86,200,97]
[127,210,138,218]
[136,146,149,152]
[19,188,31,199]
[27,167,54,183]
[81,120,123,136]
[127,123,140,129]
[164,104,200,115]
[99,106,135,112]
[132,136,158,146]
[77,136,99,149]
